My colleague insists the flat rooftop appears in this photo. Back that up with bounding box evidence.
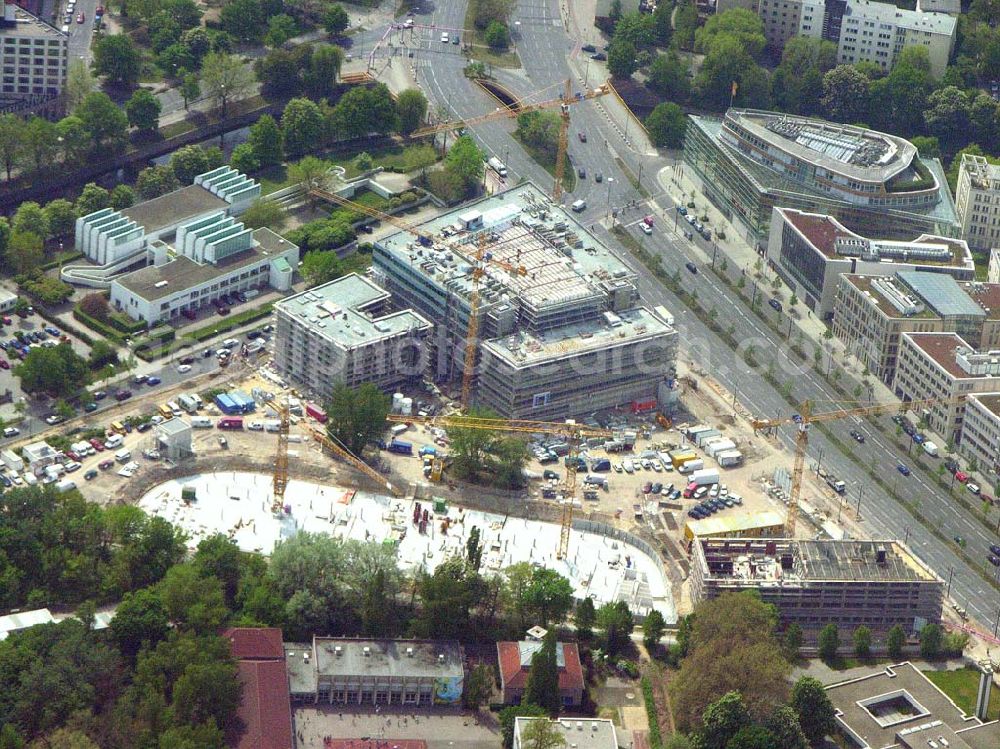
[962,281,1000,320]
[284,643,317,695]
[848,0,958,34]
[1,7,68,39]
[313,639,463,679]
[902,332,985,380]
[275,273,432,349]
[897,271,984,318]
[515,718,618,749]
[841,275,940,320]
[376,182,637,312]
[697,539,941,584]
[685,510,785,538]
[826,661,1000,749]
[114,228,293,302]
[482,306,673,367]
[968,392,1000,419]
[121,184,228,235]
[726,109,916,184]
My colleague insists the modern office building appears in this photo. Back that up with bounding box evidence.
[497,640,585,707]
[273,274,433,400]
[0,3,67,115]
[955,153,1000,254]
[956,393,1000,475]
[684,110,959,250]
[826,661,1000,749]
[837,0,956,79]
[690,538,943,637]
[833,271,1000,385]
[513,718,619,749]
[372,183,678,419]
[767,207,974,319]
[892,332,1000,444]
[284,638,464,707]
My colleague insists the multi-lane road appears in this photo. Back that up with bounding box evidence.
[349,1,1000,631]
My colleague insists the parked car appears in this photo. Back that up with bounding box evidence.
[590,52,606,61]
[84,402,98,412]
[967,482,981,495]
[581,43,596,52]
[2,427,19,438]
[686,261,698,274]
[769,298,783,312]
[146,376,161,385]
[77,11,84,22]
[849,429,866,443]
[98,459,114,470]
[84,469,98,481]
[44,414,66,425]
[177,364,191,373]
[114,390,132,401]
[179,356,195,365]
[955,470,968,483]
[93,390,106,400]
[640,223,653,235]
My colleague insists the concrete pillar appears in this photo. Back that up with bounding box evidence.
[975,661,994,720]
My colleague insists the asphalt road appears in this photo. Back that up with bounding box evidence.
[352,2,1000,630]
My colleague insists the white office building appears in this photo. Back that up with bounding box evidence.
[955,154,1000,254]
[0,3,67,112]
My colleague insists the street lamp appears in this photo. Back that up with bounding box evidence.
[605,177,614,220]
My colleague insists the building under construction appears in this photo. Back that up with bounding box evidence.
[690,538,943,638]
[372,183,677,419]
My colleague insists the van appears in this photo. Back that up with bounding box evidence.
[55,479,76,493]
[167,401,182,417]
[110,421,126,435]
[190,416,212,428]
[104,434,124,449]
[115,449,132,463]
[391,424,409,437]
[158,404,173,420]
[591,458,611,472]
[571,199,586,212]
[22,471,37,486]
[584,474,608,488]
[222,338,240,349]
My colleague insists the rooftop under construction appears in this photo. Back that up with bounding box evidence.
[138,471,675,622]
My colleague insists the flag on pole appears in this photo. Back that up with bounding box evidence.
[731,81,738,97]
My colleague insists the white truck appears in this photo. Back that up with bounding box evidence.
[677,458,704,474]
[487,156,508,178]
[826,475,847,494]
[922,441,939,457]
[689,468,720,486]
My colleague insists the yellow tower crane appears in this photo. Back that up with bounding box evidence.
[271,402,291,513]
[752,394,967,536]
[309,426,405,498]
[387,413,613,558]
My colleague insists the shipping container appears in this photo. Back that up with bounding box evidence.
[305,402,328,423]
[264,420,282,433]
[694,429,722,447]
[54,479,77,493]
[716,450,743,468]
[391,424,409,437]
[388,439,413,455]
[670,450,697,468]
[631,399,657,414]
[706,439,736,457]
[419,445,437,456]
[217,417,244,430]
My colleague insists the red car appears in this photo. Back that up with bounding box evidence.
[955,470,968,483]
[96,5,104,14]
[98,459,114,470]
[0,359,8,369]
[642,215,655,227]
[1,316,10,325]
[77,11,85,23]
[66,450,81,462]
[90,438,106,452]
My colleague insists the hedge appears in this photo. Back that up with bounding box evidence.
[38,251,84,273]
[74,307,127,345]
[641,676,663,749]
[182,302,274,343]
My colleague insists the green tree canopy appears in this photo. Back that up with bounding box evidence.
[887,624,906,659]
[694,9,766,60]
[524,630,561,714]
[12,202,49,240]
[485,21,510,50]
[596,600,634,656]
[326,382,391,456]
[646,102,687,148]
[647,51,691,102]
[396,88,429,136]
[607,37,638,79]
[323,3,349,35]
[93,34,142,86]
[136,165,181,200]
[43,199,77,239]
[790,676,836,746]
[919,622,943,659]
[76,183,111,216]
[126,89,162,133]
[14,342,89,397]
[200,52,255,116]
[76,92,129,150]
[818,623,839,662]
[701,691,751,749]
[169,145,211,184]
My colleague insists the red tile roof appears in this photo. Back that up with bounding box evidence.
[497,641,585,692]
[780,209,857,258]
[324,741,427,749]
[232,659,293,749]
[224,627,285,660]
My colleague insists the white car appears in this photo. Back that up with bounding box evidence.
[150,415,165,425]
[441,32,449,42]
[622,460,634,474]
[177,364,192,373]
[613,463,623,473]
[63,461,82,473]
[2,427,19,438]
[640,223,653,235]
[651,461,662,472]
[709,483,719,498]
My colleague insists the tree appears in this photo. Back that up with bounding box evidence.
[473,0,516,29]
[701,691,751,749]
[172,659,241,728]
[818,623,839,662]
[248,114,283,167]
[396,88,428,136]
[93,34,142,86]
[919,622,943,659]
[607,37,638,79]
[790,676,836,746]
[500,704,548,749]
[23,117,58,174]
[515,110,561,158]
[193,534,244,606]
[613,11,657,48]
[13,202,49,240]
[444,134,485,189]
[643,609,666,649]
[695,36,771,111]
[303,44,344,100]
[255,46,306,98]
[770,37,837,116]
[524,631,561,714]
[519,719,567,749]
[763,706,808,749]
[282,97,324,157]
[112,587,171,659]
[265,13,297,48]
[575,597,596,639]
[126,89,162,133]
[158,563,229,634]
[44,199,77,239]
[88,339,118,369]
[0,113,20,181]
[970,92,1000,145]
[869,47,934,135]
[76,183,110,216]
[887,624,906,659]
[65,59,95,111]
[647,52,691,102]
[220,0,268,41]
[923,86,972,150]
[324,3,349,35]
[502,563,575,632]
[725,726,777,749]
[5,230,44,275]
[783,623,803,659]
[13,342,89,396]
[327,83,397,139]
[464,663,494,711]
[653,0,673,44]
[136,165,181,200]
[669,593,790,732]
[695,8,766,59]
[911,135,940,158]
[57,116,90,166]
[240,199,286,230]
[821,65,872,124]
[230,143,260,174]
[853,625,872,658]
[646,103,687,148]
[596,600,634,656]
[326,382,391,456]
[200,52,255,116]
[169,145,211,184]
[179,72,201,110]
[412,556,485,640]
[485,20,510,50]
[76,92,129,150]
[289,155,330,199]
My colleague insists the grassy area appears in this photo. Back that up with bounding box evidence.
[160,120,197,139]
[258,143,440,195]
[923,668,1000,721]
[463,0,521,69]
[513,134,576,194]
[181,303,274,343]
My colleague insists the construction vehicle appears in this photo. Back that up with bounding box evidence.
[309,426,403,498]
[387,412,613,558]
[752,395,966,537]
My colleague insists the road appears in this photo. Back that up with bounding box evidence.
[347,1,1000,631]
